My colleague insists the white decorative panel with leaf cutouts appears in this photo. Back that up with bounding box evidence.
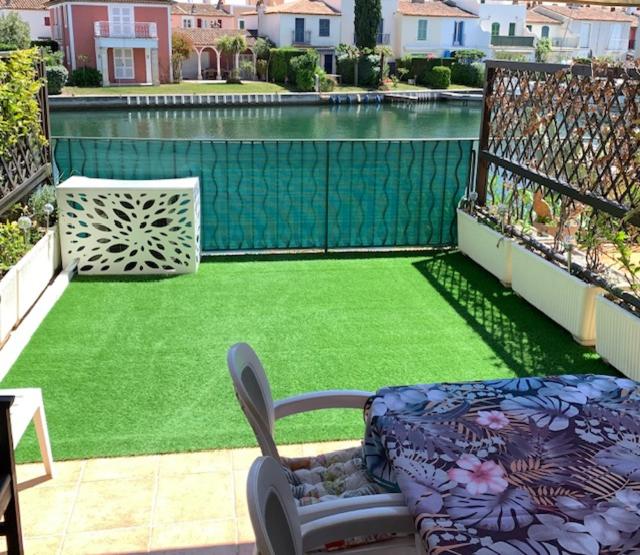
[57,176,200,275]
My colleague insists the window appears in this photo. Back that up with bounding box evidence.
[44,16,50,26]
[114,48,134,79]
[417,19,427,41]
[182,17,193,28]
[491,22,500,36]
[109,5,133,36]
[541,25,549,38]
[238,19,245,29]
[526,24,532,32]
[196,18,202,28]
[608,23,622,49]
[319,18,330,37]
[579,22,591,48]
[508,22,516,36]
[453,20,464,45]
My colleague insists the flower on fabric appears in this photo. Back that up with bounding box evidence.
[447,454,508,495]
[476,410,509,430]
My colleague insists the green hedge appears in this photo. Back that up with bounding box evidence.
[399,57,455,83]
[31,39,60,52]
[269,48,306,83]
[46,65,68,95]
[424,66,451,89]
[450,62,484,87]
[336,54,380,87]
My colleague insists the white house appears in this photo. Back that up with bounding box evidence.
[253,0,341,72]
[328,0,396,49]
[526,8,578,62]
[452,0,535,59]
[0,0,51,40]
[393,0,488,58]
[535,4,635,60]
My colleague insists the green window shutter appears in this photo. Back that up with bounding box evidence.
[417,20,427,41]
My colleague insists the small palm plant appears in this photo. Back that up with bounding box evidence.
[216,34,248,83]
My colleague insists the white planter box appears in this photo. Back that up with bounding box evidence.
[57,176,200,275]
[457,209,513,286]
[511,243,603,345]
[0,229,60,345]
[596,295,640,380]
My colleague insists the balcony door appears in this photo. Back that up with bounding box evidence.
[294,18,305,43]
[109,5,134,38]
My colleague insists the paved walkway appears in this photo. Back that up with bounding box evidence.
[4,440,358,554]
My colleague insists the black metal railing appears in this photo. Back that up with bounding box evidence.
[490,35,534,48]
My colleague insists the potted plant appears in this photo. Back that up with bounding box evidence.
[0,186,60,345]
[511,196,603,346]
[457,193,513,286]
[595,226,640,380]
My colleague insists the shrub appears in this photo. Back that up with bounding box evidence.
[269,48,305,83]
[28,185,57,227]
[316,68,335,92]
[172,32,193,82]
[494,51,527,62]
[423,66,450,89]
[453,49,484,64]
[69,67,102,87]
[405,57,455,84]
[256,59,268,80]
[46,65,68,94]
[239,60,254,80]
[0,221,29,274]
[31,39,59,52]
[0,12,30,50]
[290,49,319,91]
[450,62,484,87]
[535,38,551,62]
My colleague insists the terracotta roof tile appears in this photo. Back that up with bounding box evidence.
[260,0,339,16]
[526,8,562,25]
[173,2,232,17]
[175,28,256,47]
[0,0,46,10]
[397,1,477,18]
[541,4,636,23]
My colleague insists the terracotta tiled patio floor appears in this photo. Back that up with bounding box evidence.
[3,440,358,555]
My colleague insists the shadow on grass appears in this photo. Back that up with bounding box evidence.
[412,251,615,379]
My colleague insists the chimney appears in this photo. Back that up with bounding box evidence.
[411,0,425,4]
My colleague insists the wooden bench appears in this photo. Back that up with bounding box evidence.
[0,389,54,478]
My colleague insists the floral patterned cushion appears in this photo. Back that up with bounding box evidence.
[282,445,387,506]
[281,445,397,552]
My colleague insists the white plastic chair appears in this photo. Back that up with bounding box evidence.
[227,342,404,506]
[247,456,421,555]
[227,342,375,461]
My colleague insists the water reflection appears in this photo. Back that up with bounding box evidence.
[52,102,481,140]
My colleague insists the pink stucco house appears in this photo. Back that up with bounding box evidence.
[49,0,173,86]
[171,1,235,31]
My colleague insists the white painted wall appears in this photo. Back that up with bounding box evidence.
[258,11,340,47]
[535,7,632,60]
[394,15,489,58]
[0,9,51,39]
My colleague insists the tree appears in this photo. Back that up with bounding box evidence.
[535,38,552,63]
[172,32,193,83]
[354,0,381,50]
[253,37,271,81]
[375,45,392,88]
[336,43,360,86]
[0,12,31,50]
[216,34,248,83]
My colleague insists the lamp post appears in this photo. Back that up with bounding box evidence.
[18,216,32,246]
[44,203,54,231]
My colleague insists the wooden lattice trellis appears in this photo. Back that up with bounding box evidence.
[0,56,51,214]
[476,60,640,227]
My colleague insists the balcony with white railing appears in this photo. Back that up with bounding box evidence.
[550,35,579,49]
[291,30,312,45]
[94,21,158,39]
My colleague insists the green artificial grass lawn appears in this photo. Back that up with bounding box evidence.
[2,252,611,462]
[60,82,469,96]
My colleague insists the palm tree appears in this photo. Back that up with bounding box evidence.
[216,34,248,83]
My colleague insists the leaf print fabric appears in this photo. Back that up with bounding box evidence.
[363,374,640,554]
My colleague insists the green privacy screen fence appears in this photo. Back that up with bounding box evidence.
[53,138,474,252]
